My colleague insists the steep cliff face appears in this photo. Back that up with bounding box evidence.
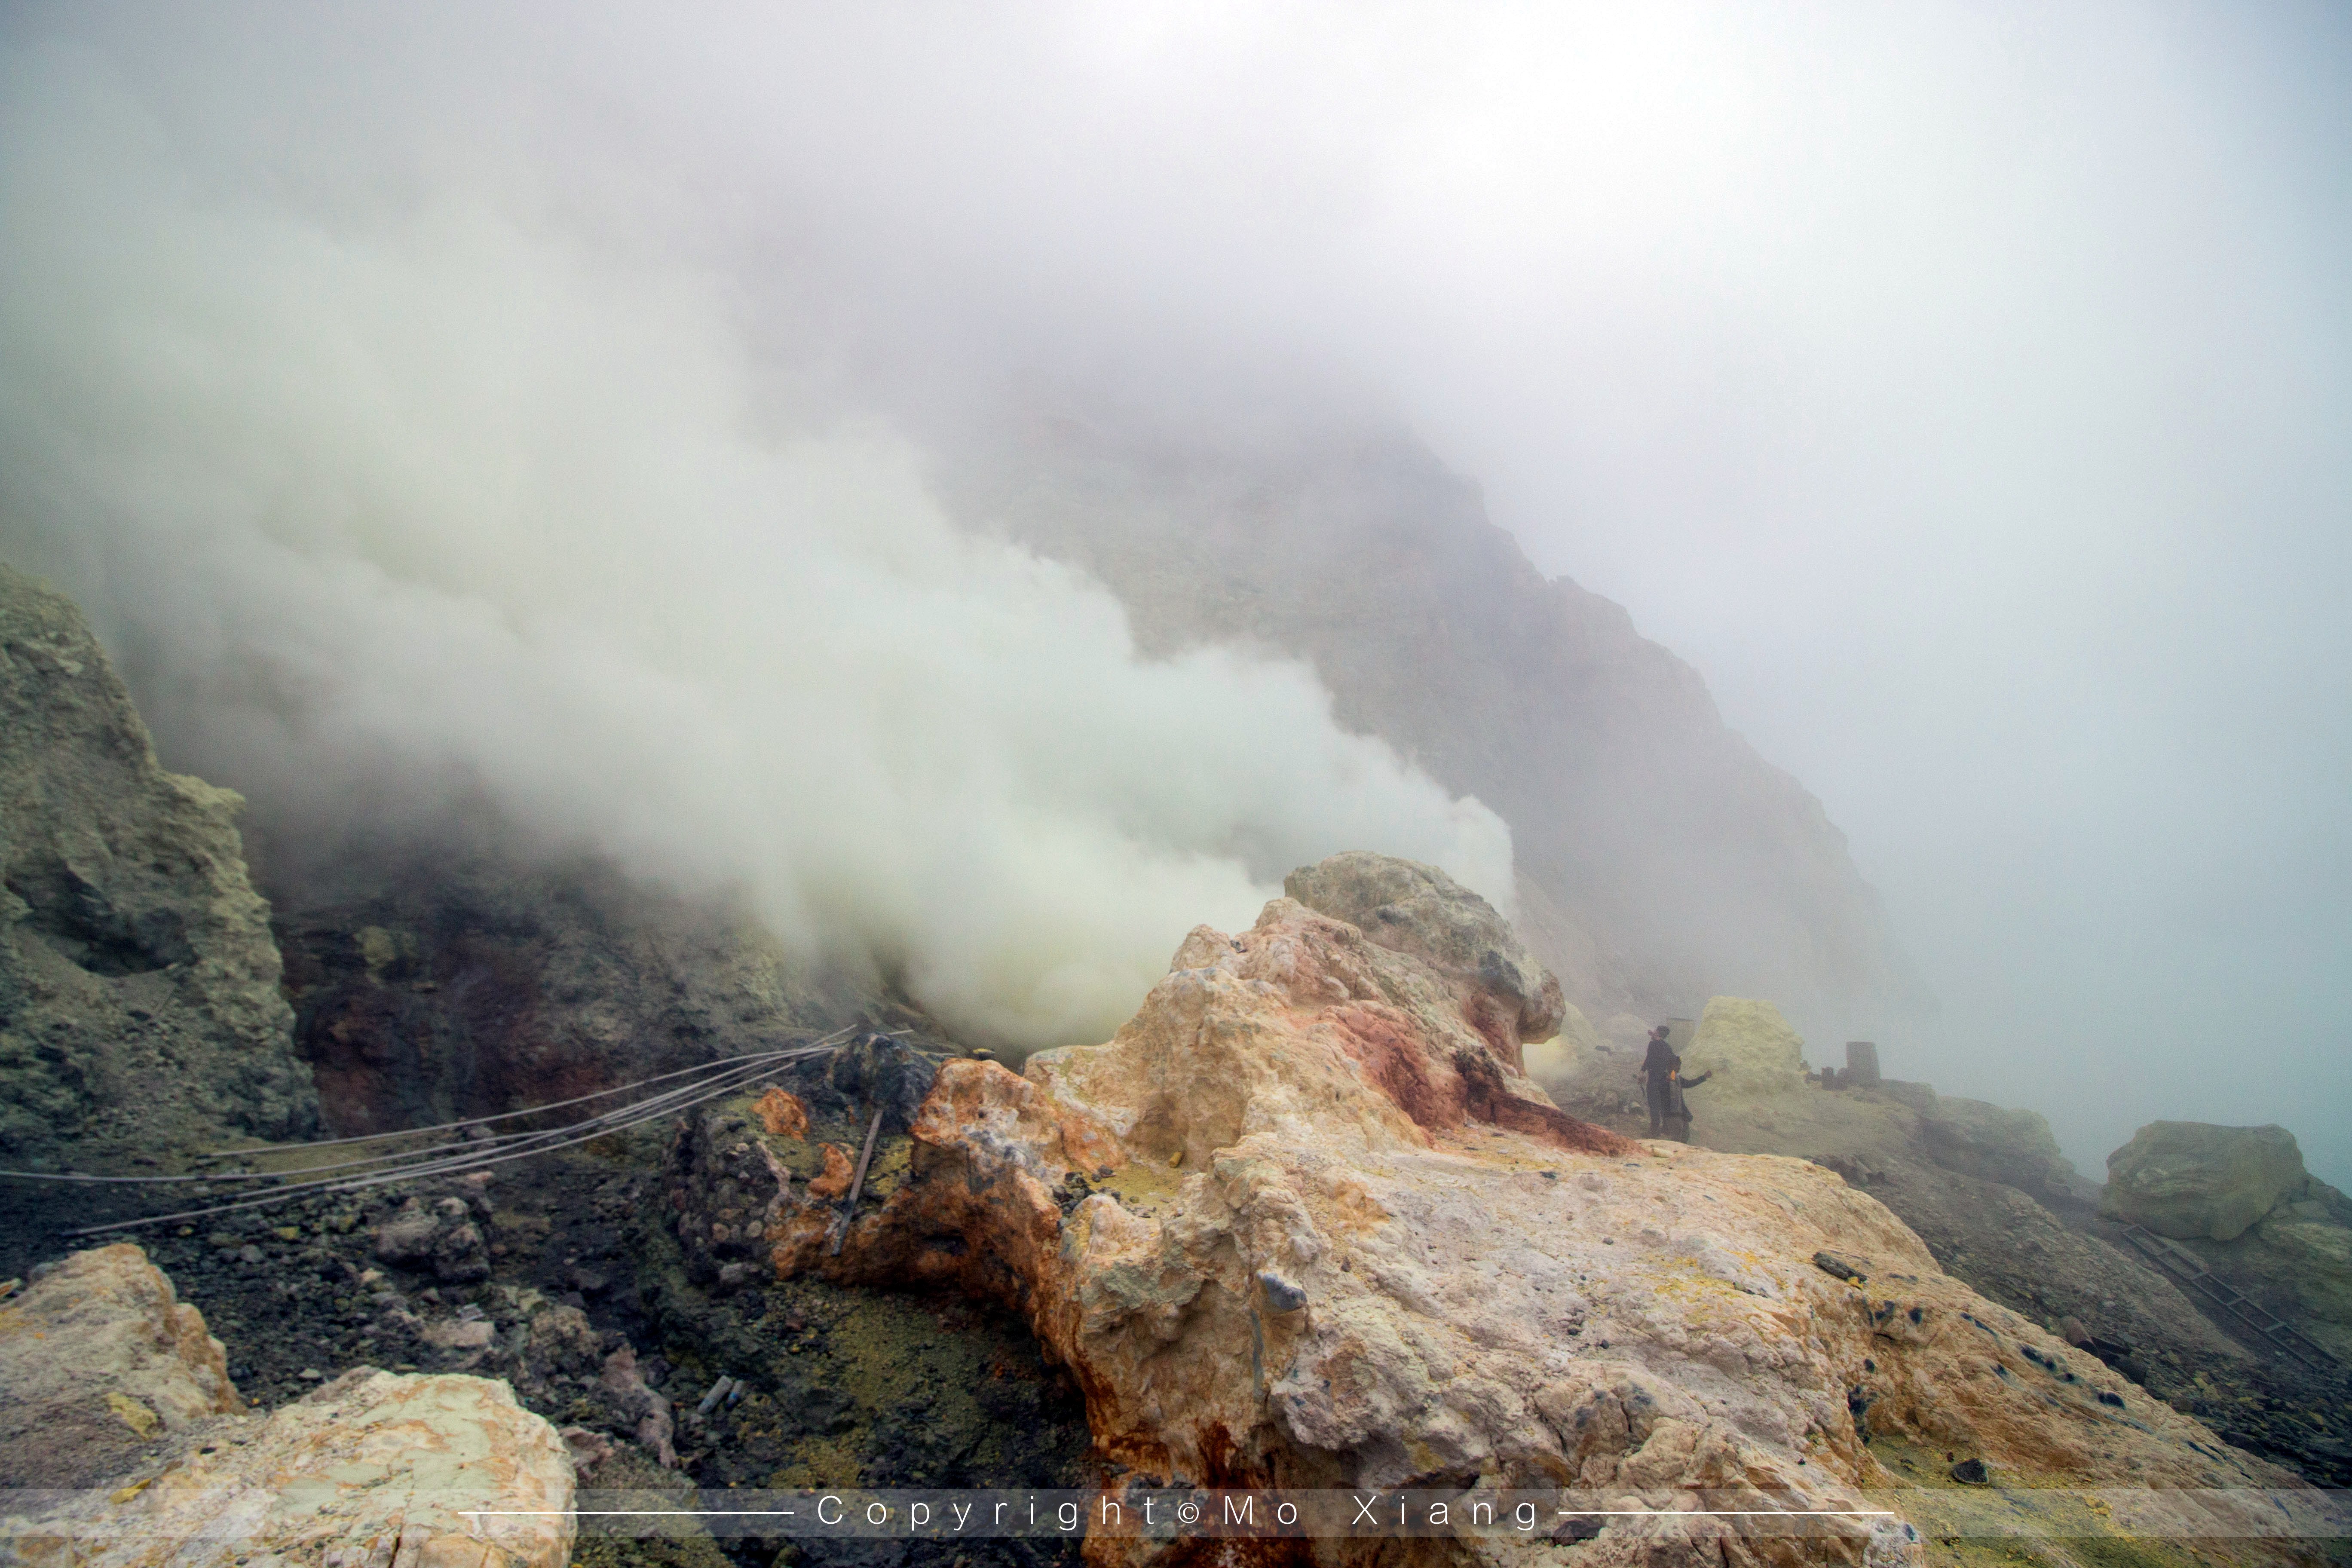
[670,855,2296,1565]
[0,564,314,1161]
[958,424,1928,1035]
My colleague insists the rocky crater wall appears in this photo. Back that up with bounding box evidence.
[0,564,314,1162]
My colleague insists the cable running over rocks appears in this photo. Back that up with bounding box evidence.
[3,1027,869,1236]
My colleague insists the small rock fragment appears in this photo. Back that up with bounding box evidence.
[105,1392,160,1438]
[422,1319,494,1351]
[807,1143,857,1200]
[753,1087,809,1141]
[1258,1271,1308,1313]
[560,1425,616,1475]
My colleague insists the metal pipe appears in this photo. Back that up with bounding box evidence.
[827,1106,888,1256]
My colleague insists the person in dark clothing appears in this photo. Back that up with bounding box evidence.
[1637,1024,1718,1140]
[1638,1026,1679,1136]
[1666,1065,1712,1142]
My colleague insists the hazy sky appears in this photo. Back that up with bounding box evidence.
[3,3,2346,1181]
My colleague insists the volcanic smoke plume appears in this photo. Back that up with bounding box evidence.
[0,39,1511,1050]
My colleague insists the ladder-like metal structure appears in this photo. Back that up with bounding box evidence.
[2119,1223,2337,1370]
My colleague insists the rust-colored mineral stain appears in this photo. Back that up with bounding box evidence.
[806,1143,855,1200]
[753,1087,809,1141]
[1328,1003,1460,1137]
[1455,1050,1638,1156]
[1325,1004,1632,1157]
[1461,990,1526,1072]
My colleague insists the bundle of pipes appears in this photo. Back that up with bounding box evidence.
[0,1025,875,1237]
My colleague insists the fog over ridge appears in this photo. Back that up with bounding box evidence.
[1,1,2346,1183]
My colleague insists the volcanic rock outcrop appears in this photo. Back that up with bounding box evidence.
[0,1243,575,1568]
[1281,850,1570,1064]
[1911,1097,2079,1198]
[2100,1121,2352,1356]
[2102,1122,2313,1243]
[2245,1202,2352,1330]
[670,854,2304,1564]
[0,564,315,1161]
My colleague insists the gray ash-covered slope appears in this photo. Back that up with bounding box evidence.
[960,420,1926,1032]
[0,563,315,1162]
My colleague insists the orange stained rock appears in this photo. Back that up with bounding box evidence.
[753,1087,809,1141]
[726,889,2314,1567]
[805,1142,855,1200]
[913,1059,1127,1177]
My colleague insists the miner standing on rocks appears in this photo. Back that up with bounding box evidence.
[1639,1025,1679,1137]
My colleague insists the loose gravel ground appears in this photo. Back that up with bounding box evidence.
[2,1128,1089,1568]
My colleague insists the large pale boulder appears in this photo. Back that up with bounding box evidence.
[672,895,2303,1566]
[2249,1212,2352,1324]
[1,1244,574,1568]
[12,1370,575,1568]
[0,564,315,1161]
[2101,1121,2308,1241]
[0,1243,239,1487]
[1681,995,1810,1099]
[1283,850,1566,1054]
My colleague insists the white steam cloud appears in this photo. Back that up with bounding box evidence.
[0,47,1513,1049]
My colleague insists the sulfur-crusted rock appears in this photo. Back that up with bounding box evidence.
[0,564,315,1161]
[1283,850,1566,1056]
[2101,1121,2309,1241]
[10,1369,575,1568]
[675,882,2306,1565]
[1519,995,1605,1083]
[1,1244,574,1568]
[0,1243,239,1487]
[1532,1039,2352,1482]
[1682,995,1810,1099]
